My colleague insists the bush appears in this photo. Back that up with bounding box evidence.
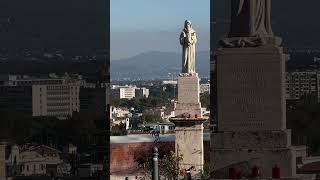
[111,123,127,136]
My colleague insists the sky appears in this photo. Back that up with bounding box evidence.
[111,0,210,60]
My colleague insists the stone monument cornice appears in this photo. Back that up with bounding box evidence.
[178,72,199,77]
[218,36,282,49]
[215,45,285,56]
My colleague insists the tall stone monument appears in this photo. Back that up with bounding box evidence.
[0,143,5,180]
[170,20,206,176]
[211,0,302,178]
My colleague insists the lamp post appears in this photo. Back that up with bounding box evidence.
[152,147,159,180]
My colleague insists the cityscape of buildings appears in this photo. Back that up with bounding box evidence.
[1,66,320,178]
[0,74,107,120]
[0,73,108,179]
[286,71,320,102]
[2,0,320,179]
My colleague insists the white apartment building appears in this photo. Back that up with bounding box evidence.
[286,71,318,102]
[119,86,135,99]
[32,84,80,120]
[0,74,83,120]
[162,80,177,85]
[111,85,136,99]
[135,87,149,98]
[111,85,150,99]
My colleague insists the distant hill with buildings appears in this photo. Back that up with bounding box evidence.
[110,51,210,80]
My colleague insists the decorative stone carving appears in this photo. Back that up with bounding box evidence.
[219,37,266,48]
[219,36,282,48]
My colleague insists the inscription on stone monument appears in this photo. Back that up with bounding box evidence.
[217,49,285,131]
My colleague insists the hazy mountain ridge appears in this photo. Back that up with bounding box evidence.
[111,51,210,80]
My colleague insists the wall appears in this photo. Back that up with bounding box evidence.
[110,140,210,174]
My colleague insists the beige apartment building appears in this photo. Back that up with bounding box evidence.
[32,84,80,120]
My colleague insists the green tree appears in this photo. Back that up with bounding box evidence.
[140,111,163,124]
[200,92,210,109]
[128,97,141,110]
[162,84,176,99]
[110,96,120,107]
[159,151,184,180]
[148,96,166,108]
[133,144,181,180]
[111,123,127,136]
[202,162,215,179]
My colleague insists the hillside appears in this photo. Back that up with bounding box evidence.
[111,51,210,80]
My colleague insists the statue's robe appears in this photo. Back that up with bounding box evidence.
[179,28,197,74]
[229,0,273,37]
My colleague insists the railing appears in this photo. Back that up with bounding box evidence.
[127,130,175,135]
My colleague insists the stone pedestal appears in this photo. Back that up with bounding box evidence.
[211,131,297,178]
[211,45,298,178]
[0,144,6,180]
[175,73,202,118]
[171,73,205,176]
[171,119,205,175]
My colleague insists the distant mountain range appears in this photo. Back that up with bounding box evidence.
[111,51,210,80]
